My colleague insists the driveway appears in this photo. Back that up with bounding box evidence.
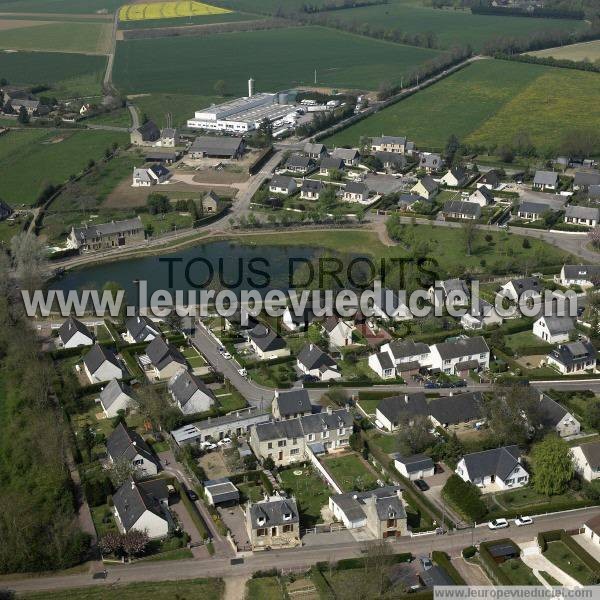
[169,496,203,545]
[452,557,491,585]
[219,505,251,551]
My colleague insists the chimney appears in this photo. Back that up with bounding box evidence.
[130,481,136,490]
[449,391,453,397]
[132,440,137,446]
[248,78,254,98]
[326,405,333,415]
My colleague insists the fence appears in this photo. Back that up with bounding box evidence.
[305,445,342,494]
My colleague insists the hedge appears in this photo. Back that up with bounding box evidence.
[462,546,477,559]
[333,552,412,571]
[537,529,562,552]
[50,346,86,360]
[479,539,514,585]
[432,551,466,585]
[310,566,334,599]
[172,479,210,540]
[539,529,600,575]
[441,474,487,523]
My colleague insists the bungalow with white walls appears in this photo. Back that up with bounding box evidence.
[533,315,574,344]
[58,317,94,348]
[429,336,490,375]
[393,454,435,480]
[571,441,600,482]
[297,343,341,381]
[83,344,124,383]
[322,316,354,349]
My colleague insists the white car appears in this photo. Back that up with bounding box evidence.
[488,518,509,530]
[238,368,247,377]
[222,351,232,360]
[218,437,232,447]
[515,516,533,527]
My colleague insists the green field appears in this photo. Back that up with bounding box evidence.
[0,0,123,13]
[325,3,587,51]
[0,21,111,53]
[118,10,261,28]
[131,93,218,128]
[530,39,600,62]
[21,578,224,599]
[114,26,441,95]
[321,453,379,492]
[326,59,600,153]
[0,129,128,207]
[279,466,331,527]
[0,51,106,96]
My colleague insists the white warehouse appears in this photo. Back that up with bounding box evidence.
[187,82,297,133]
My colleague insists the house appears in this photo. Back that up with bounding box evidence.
[168,369,216,415]
[468,187,494,207]
[477,170,502,190]
[113,477,170,539]
[130,120,160,146]
[83,344,123,383]
[397,193,425,211]
[588,185,600,200]
[393,454,435,480]
[159,127,179,147]
[329,486,407,538]
[564,205,599,228]
[171,406,270,446]
[368,351,396,380]
[284,155,313,174]
[501,277,541,301]
[303,142,326,159]
[571,441,600,482]
[546,340,596,374]
[375,152,408,172]
[300,179,323,200]
[106,423,159,477]
[245,495,300,550]
[429,336,490,375]
[144,150,180,165]
[486,542,520,563]
[297,343,341,381]
[282,305,315,331]
[537,393,580,438]
[58,316,94,348]
[189,136,245,159]
[100,379,135,418]
[429,278,469,309]
[145,336,187,380]
[533,315,574,344]
[440,167,469,188]
[419,153,444,173]
[573,171,600,191]
[379,339,431,373]
[517,201,550,220]
[428,392,483,430]
[559,264,600,288]
[322,316,353,349]
[461,299,503,330]
[456,445,529,491]
[132,164,170,187]
[533,170,558,191]
[248,324,289,360]
[10,98,42,116]
[272,389,312,421]
[582,514,600,548]
[204,478,240,506]
[223,308,259,336]
[331,147,360,167]
[319,156,344,176]
[442,200,481,220]
[371,135,413,154]
[0,199,13,221]
[411,176,438,200]
[269,175,297,196]
[375,393,428,432]
[250,406,352,466]
[343,181,369,204]
[68,217,145,253]
[124,315,160,344]
[372,287,411,321]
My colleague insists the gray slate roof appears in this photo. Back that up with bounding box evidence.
[100,379,133,412]
[562,264,600,281]
[418,175,438,193]
[479,170,501,187]
[372,135,407,145]
[113,477,167,532]
[58,316,93,344]
[428,392,482,426]
[374,351,394,370]
[538,393,569,429]
[387,340,430,361]
[443,200,481,218]
[255,408,352,441]
[540,315,574,336]
[377,393,428,423]
[190,135,243,157]
[320,156,344,170]
[203,478,239,504]
[518,201,550,215]
[462,445,522,481]
[146,336,187,371]
[274,389,312,418]
[549,340,596,368]
[134,120,160,142]
[394,453,434,474]
[580,441,600,470]
[270,174,295,189]
[72,217,143,243]
[533,170,558,186]
[506,276,541,294]
[574,171,600,188]
[285,155,312,169]
[344,181,368,195]
[126,315,158,343]
[84,344,120,375]
[301,179,323,194]
[249,496,299,529]
[249,324,287,352]
[106,422,155,464]
[332,147,360,161]
[168,369,216,409]
[297,344,336,371]
[331,486,406,523]
[565,205,599,221]
[433,336,489,361]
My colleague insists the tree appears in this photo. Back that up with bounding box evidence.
[147,193,171,215]
[397,415,435,455]
[585,398,600,430]
[135,384,171,430]
[588,227,600,250]
[99,531,122,555]
[461,219,477,256]
[532,434,574,496]
[187,198,199,222]
[445,134,460,162]
[214,79,227,97]
[263,457,275,471]
[81,423,96,462]
[10,232,47,291]
[121,530,149,557]
[107,456,136,487]
[17,105,29,124]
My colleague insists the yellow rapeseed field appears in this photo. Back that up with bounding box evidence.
[119,1,231,22]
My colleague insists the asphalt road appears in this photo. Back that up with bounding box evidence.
[3,507,598,594]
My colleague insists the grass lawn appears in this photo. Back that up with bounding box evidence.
[0,129,128,207]
[539,571,562,586]
[0,219,25,245]
[485,486,578,515]
[279,465,331,527]
[498,558,539,585]
[95,324,113,344]
[0,51,106,94]
[357,396,382,415]
[544,541,597,585]
[136,547,193,561]
[0,21,112,54]
[114,26,441,95]
[529,39,600,62]
[214,389,248,412]
[367,430,401,455]
[321,452,379,493]
[83,108,132,128]
[247,360,297,388]
[131,92,219,128]
[238,481,263,503]
[504,331,551,354]
[90,504,117,537]
[326,59,600,154]
[21,578,224,599]
[246,577,282,600]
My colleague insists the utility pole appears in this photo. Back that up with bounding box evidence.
[314,69,317,85]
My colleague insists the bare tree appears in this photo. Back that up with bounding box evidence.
[461,219,477,256]
[107,456,136,487]
[10,232,47,291]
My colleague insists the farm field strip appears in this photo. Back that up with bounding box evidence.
[528,39,600,62]
[326,59,600,153]
[119,1,231,22]
[113,25,441,95]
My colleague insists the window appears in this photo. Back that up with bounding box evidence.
[387,519,396,528]
[283,512,292,521]
[283,524,293,533]
[290,448,300,455]
[338,428,344,436]
[292,438,298,445]
[278,440,286,448]
[267,442,273,450]
[257,528,266,537]
[308,434,315,442]
[133,459,143,465]
[322,431,330,439]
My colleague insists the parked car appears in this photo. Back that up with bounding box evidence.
[515,516,533,527]
[414,479,429,491]
[238,368,247,377]
[302,374,319,383]
[488,518,509,530]
[222,351,232,360]
[419,556,433,571]
[186,489,199,502]
[218,437,232,447]
[451,380,467,388]
[424,382,440,389]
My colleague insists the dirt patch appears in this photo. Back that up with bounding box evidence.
[515,355,545,369]
[192,170,249,185]
[0,19,53,30]
[44,135,66,144]
[199,450,230,479]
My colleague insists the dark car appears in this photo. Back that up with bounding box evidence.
[186,489,199,502]
[424,382,440,389]
[414,479,429,491]
[451,380,467,388]
[302,374,319,383]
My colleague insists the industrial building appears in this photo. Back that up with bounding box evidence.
[187,79,298,133]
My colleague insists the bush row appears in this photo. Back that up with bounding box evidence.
[432,551,466,585]
[441,474,487,523]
